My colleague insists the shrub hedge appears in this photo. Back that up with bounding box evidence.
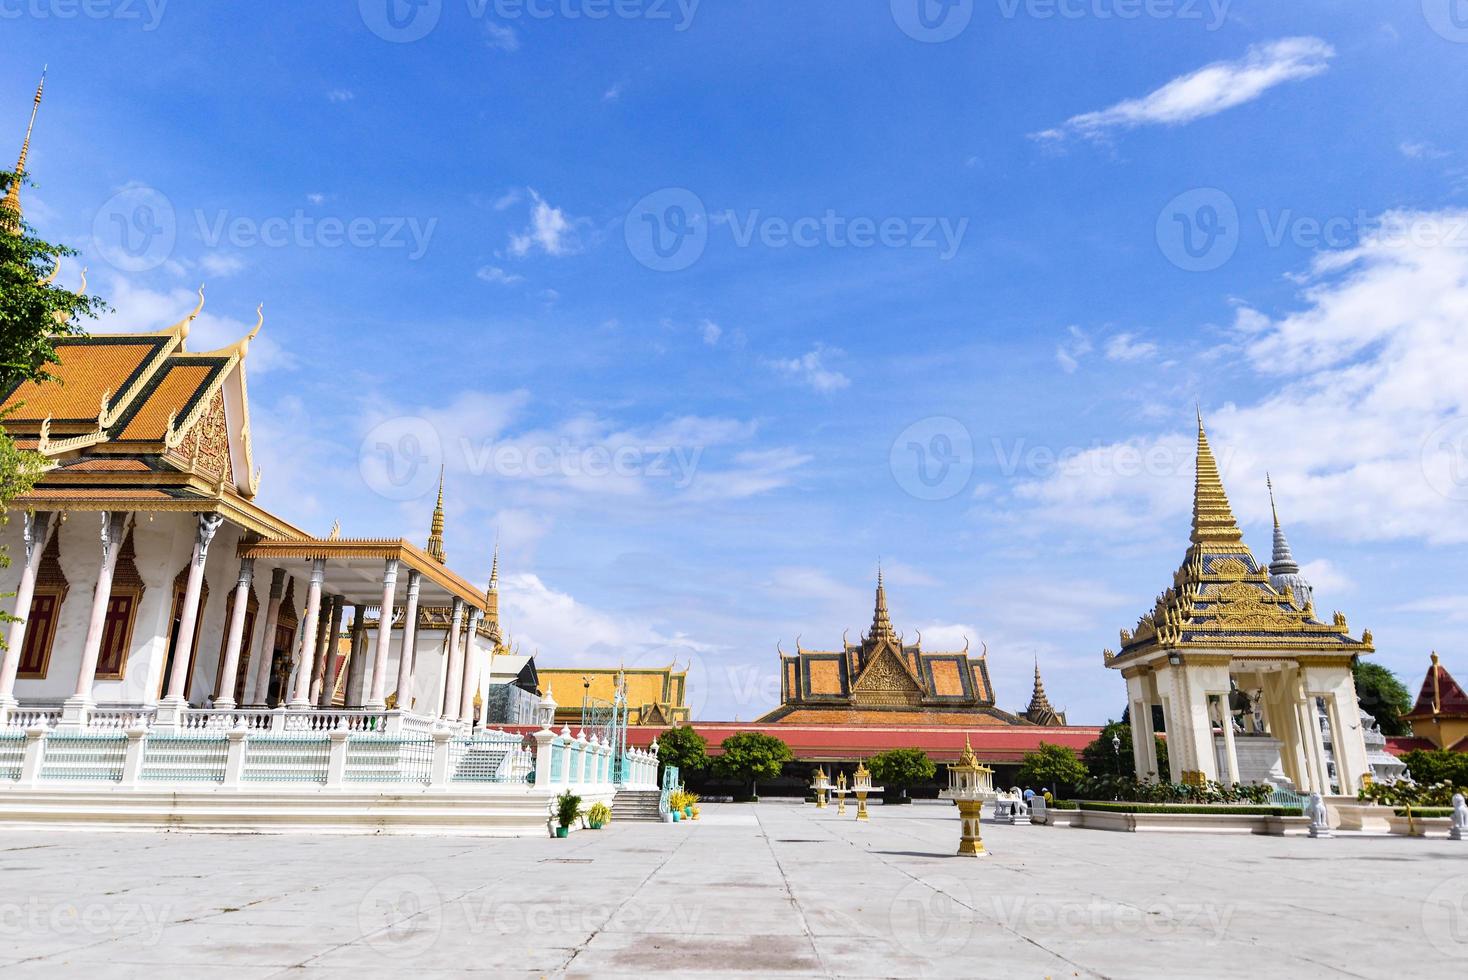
[1077,801,1303,817]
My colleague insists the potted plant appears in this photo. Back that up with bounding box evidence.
[587,801,611,830]
[555,790,582,839]
[683,791,698,820]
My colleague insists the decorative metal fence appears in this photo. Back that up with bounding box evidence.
[38,733,127,783]
[0,732,24,782]
[242,735,331,784]
[449,734,531,784]
[344,737,434,785]
[659,764,681,817]
[140,734,230,784]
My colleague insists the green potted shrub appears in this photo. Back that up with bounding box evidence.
[587,801,611,830]
[554,790,582,838]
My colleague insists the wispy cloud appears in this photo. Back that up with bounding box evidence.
[1400,140,1449,161]
[768,347,850,393]
[326,89,355,104]
[1032,37,1334,145]
[1056,325,1092,374]
[476,265,524,285]
[700,319,722,346]
[485,22,519,52]
[603,81,626,103]
[1105,332,1159,362]
[508,189,581,258]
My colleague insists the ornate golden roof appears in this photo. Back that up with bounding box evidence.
[1106,416,1374,665]
[426,467,447,564]
[2,69,44,229]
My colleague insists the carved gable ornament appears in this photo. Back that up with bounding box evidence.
[852,646,923,707]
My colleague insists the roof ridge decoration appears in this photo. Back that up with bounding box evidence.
[1191,413,1246,553]
[869,563,895,642]
[1026,660,1059,725]
[426,466,447,564]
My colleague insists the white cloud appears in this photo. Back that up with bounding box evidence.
[1298,559,1355,598]
[684,446,812,501]
[508,189,580,258]
[1032,37,1334,145]
[485,22,519,52]
[476,265,524,285]
[769,347,850,393]
[502,572,711,665]
[1009,208,1468,547]
[326,89,355,103]
[1105,332,1159,362]
[95,277,293,374]
[198,252,246,278]
[1400,141,1448,161]
[700,319,722,346]
[1056,325,1092,373]
[306,193,327,206]
[602,82,625,103]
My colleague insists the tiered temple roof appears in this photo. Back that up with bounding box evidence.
[1106,416,1373,667]
[1406,653,1468,722]
[760,571,1033,727]
[1022,662,1065,726]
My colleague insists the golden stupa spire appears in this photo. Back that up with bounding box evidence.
[1190,412,1245,550]
[869,561,895,641]
[485,539,501,643]
[3,67,45,231]
[426,466,447,564]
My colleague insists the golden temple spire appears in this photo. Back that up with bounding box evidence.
[1025,660,1060,725]
[1190,413,1245,550]
[3,68,45,231]
[485,540,501,643]
[870,562,895,641]
[426,466,446,564]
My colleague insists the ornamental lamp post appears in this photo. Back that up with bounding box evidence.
[949,737,993,857]
[834,771,848,815]
[811,766,830,809]
[853,762,873,822]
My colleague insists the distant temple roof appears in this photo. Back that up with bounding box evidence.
[537,666,690,727]
[1106,415,1373,667]
[1022,662,1065,727]
[1406,653,1468,722]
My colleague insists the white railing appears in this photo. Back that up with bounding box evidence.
[180,709,275,732]
[5,707,61,730]
[88,707,158,730]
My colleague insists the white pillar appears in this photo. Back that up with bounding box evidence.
[249,569,286,705]
[161,513,225,714]
[395,571,422,712]
[214,558,255,710]
[440,599,465,721]
[365,559,400,710]
[1217,693,1241,785]
[345,605,368,707]
[316,597,346,707]
[289,559,326,708]
[459,608,482,724]
[0,511,53,710]
[64,512,127,726]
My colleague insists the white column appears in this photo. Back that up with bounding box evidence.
[365,559,400,710]
[308,595,335,705]
[395,571,422,712]
[1217,693,1241,785]
[63,512,127,726]
[440,599,465,721]
[289,558,326,708]
[316,597,345,707]
[345,605,368,707]
[458,608,482,724]
[0,511,53,710]
[248,569,286,705]
[213,558,255,710]
[161,513,226,710]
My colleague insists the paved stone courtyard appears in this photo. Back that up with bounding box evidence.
[0,801,1462,978]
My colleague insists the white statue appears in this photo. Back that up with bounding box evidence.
[1452,793,1467,842]
[1307,792,1332,839]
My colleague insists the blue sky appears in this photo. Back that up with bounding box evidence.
[7,1,1468,723]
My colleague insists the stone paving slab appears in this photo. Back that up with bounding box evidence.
[0,800,1462,978]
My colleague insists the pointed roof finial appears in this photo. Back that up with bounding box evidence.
[870,561,895,641]
[1190,411,1245,550]
[3,67,46,230]
[1267,472,1280,529]
[1025,660,1060,725]
[426,466,447,564]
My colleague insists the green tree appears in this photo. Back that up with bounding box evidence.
[0,170,104,640]
[868,748,936,803]
[1017,742,1088,798]
[656,725,708,776]
[1352,660,1414,737]
[1400,749,1468,788]
[714,732,792,800]
[1081,721,1169,780]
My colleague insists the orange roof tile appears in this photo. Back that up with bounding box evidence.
[117,363,217,440]
[1,339,162,422]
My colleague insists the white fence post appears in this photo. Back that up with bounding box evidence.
[326,731,350,787]
[19,726,46,786]
[270,707,288,733]
[224,728,248,788]
[533,726,555,787]
[121,726,148,786]
[429,729,453,788]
